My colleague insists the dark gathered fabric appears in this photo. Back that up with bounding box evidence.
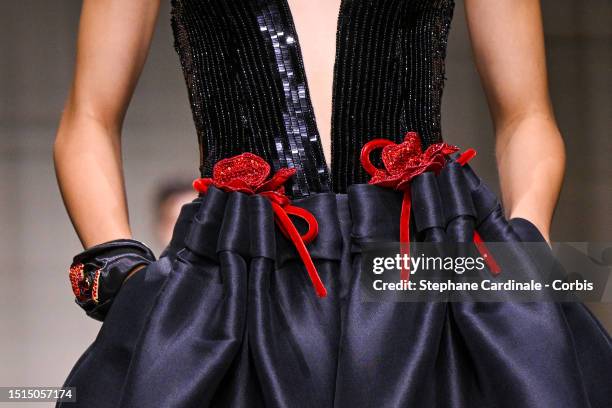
[59,0,611,406]
[171,0,454,197]
[59,161,611,408]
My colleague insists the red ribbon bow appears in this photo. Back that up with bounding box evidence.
[193,153,327,297]
[360,131,499,281]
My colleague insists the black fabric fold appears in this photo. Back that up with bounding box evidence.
[411,172,445,233]
[438,162,477,223]
[347,184,402,245]
[59,164,612,408]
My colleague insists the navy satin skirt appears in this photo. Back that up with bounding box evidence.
[58,162,611,407]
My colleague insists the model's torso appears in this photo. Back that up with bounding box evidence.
[286,0,342,166]
[171,0,454,197]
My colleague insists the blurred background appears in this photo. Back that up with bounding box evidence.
[1,0,610,405]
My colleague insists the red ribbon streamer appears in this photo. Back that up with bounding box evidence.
[457,149,501,276]
[193,153,327,297]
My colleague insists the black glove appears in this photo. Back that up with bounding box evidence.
[68,239,156,321]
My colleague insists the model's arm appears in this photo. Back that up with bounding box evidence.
[54,0,161,249]
[465,0,565,242]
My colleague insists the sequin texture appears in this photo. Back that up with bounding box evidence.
[257,1,331,197]
[69,263,87,302]
[170,0,455,197]
[68,262,100,304]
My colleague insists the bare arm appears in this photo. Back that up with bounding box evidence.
[465,0,565,242]
[54,0,161,249]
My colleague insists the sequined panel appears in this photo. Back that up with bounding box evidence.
[331,0,455,192]
[256,1,331,197]
[170,0,455,197]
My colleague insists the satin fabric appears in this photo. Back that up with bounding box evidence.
[58,162,611,408]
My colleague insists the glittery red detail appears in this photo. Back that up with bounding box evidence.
[362,131,459,190]
[362,135,499,277]
[193,153,327,297]
[69,262,102,304]
[193,153,296,196]
[69,263,87,301]
[361,132,468,281]
[213,153,271,188]
[91,270,101,303]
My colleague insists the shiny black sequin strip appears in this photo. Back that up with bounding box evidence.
[256,1,331,197]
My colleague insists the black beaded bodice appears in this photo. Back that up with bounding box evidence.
[171,0,454,197]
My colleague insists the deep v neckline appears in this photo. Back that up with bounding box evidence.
[279,0,344,182]
[172,0,455,196]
